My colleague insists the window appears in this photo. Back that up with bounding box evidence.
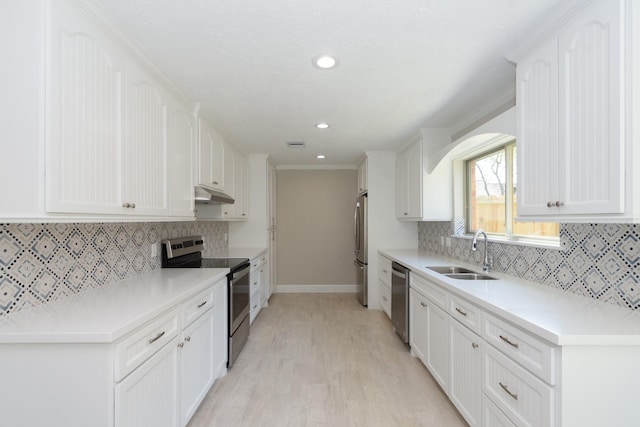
[466,142,559,240]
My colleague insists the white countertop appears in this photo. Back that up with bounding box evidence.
[0,268,228,344]
[213,247,266,260]
[380,249,640,346]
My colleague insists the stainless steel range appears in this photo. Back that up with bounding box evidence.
[161,236,251,368]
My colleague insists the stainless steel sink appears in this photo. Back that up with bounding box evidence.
[427,266,475,274]
[445,273,497,280]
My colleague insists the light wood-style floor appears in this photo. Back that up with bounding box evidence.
[188,293,467,427]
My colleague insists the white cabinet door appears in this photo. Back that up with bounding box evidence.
[558,0,624,215]
[47,0,125,214]
[222,148,249,220]
[198,119,225,192]
[357,157,367,194]
[409,288,428,362]
[115,339,179,427]
[516,38,559,217]
[449,320,482,427]
[179,308,215,426]
[396,141,422,219]
[123,60,168,215]
[517,0,625,218]
[167,98,194,218]
[426,300,449,393]
[212,279,228,378]
[259,259,268,307]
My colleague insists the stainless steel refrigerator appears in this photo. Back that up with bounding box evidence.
[354,193,368,306]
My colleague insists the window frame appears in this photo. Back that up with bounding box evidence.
[463,141,559,244]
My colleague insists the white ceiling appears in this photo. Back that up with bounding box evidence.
[97,0,564,166]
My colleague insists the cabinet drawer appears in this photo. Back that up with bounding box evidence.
[482,394,516,427]
[483,312,557,385]
[250,253,266,271]
[410,273,447,309]
[379,281,391,318]
[115,308,180,381]
[449,294,481,335]
[182,285,215,327]
[378,255,392,286]
[483,345,554,427]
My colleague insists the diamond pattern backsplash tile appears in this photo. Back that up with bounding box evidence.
[0,221,228,315]
[418,221,640,310]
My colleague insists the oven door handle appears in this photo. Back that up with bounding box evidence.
[230,264,250,282]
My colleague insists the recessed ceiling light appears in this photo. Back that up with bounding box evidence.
[315,122,330,129]
[312,55,338,69]
[317,155,326,159]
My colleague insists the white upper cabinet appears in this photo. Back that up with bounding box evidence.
[167,99,195,218]
[123,60,169,215]
[4,0,197,221]
[198,119,225,193]
[515,0,632,221]
[357,157,368,194]
[47,0,126,215]
[396,130,452,221]
[222,148,249,220]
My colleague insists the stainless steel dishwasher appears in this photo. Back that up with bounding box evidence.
[391,261,410,344]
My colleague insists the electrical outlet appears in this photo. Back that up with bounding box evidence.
[151,243,158,257]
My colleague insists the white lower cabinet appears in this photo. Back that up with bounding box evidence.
[249,251,268,324]
[483,394,517,427]
[409,288,428,362]
[179,307,215,425]
[449,319,482,427]
[409,272,553,427]
[115,340,180,427]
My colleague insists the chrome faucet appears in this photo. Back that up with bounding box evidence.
[471,229,492,272]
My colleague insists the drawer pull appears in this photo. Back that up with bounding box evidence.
[184,336,191,342]
[499,335,519,349]
[382,269,388,274]
[472,342,479,349]
[178,342,184,348]
[420,301,427,308]
[499,382,518,400]
[382,296,388,301]
[197,301,208,308]
[455,307,468,317]
[148,331,165,344]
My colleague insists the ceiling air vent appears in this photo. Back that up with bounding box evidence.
[286,141,306,148]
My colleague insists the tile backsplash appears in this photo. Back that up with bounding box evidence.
[419,221,640,310]
[0,221,228,315]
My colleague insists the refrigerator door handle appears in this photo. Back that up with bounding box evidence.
[354,202,360,254]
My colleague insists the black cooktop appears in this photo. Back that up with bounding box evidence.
[202,258,250,272]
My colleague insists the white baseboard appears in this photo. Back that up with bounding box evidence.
[275,284,358,293]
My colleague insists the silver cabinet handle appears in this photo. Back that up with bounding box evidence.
[212,181,219,185]
[148,331,165,344]
[499,382,518,400]
[122,202,136,209]
[556,201,564,207]
[197,301,207,308]
[403,212,408,216]
[420,301,427,308]
[184,336,191,342]
[472,343,479,349]
[178,342,184,348]
[455,307,468,317]
[499,334,519,349]
[382,269,388,274]
[131,203,135,208]
[382,296,388,301]
[547,201,554,208]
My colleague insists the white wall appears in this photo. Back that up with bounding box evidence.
[366,151,418,309]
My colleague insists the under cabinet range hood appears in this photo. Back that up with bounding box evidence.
[195,185,235,204]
